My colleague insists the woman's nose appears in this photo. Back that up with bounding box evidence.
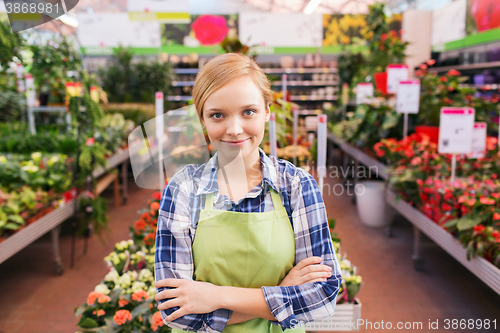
[226,117,244,136]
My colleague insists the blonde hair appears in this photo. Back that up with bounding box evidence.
[192,53,273,120]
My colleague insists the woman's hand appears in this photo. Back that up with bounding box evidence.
[279,256,332,286]
[155,279,221,322]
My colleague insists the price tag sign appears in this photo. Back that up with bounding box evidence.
[387,64,409,94]
[317,114,327,178]
[438,107,475,154]
[469,122,487,159]
[25,74,36,107]
[155,91,164,139]
[269,113,277,158]
[396,80,420,113]
[356,83,373,105]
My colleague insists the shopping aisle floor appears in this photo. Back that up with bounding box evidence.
[321,175,500,333]
[1,173,499,333]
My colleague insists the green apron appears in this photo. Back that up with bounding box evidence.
[173,188,305,333]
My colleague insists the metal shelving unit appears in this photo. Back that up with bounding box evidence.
[430,61,500,73]
[326,133,500,295]
[290,95,338,101]
[263,67,338,74]
[386,190,500,296]
[272,80,339,86]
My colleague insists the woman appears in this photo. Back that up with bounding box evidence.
[154,53,342,333]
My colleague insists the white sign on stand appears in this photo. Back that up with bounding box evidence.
[317,114,327,196]
[396,80,420,114]
[438,107,475,183]
[387,64,409,94]
[269,113,277,158]
[469,122,487,159]
[356,83,373,105]
[25,74,36,107]
[438,107,475,154]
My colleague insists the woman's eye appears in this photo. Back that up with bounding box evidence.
[244,109,256,116]
[210,113,223,119]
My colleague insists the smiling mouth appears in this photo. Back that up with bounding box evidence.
[222,138,250,143]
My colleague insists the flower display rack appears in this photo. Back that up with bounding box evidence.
[386,190,500,296]
[0,198,76,273]
[327,134,500,296]
[305,299,362,331]
[0,146,134,274]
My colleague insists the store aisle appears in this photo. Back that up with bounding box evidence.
[321,175,500,333]
[0,183,154,333]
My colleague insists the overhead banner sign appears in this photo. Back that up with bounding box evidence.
[78,13,161,48]
[239,13,323,47]
[127,0,189,22]
[432,0,466,46]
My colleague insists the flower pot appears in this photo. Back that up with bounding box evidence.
[374,72,387,94]
[304,298,362,331]
[355,181,389,228]
[415,125,439,144]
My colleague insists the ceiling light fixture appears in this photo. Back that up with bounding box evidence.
[303,0,322,14]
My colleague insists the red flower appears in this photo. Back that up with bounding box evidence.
[447,69,461,77]
[473,225,486,235]
[87,291,105,306]
[152,192,162,201]
[191,15,229,45]
[113,310,132,326]
[151,311,164,331]
[150,202,160,211]
[135,219,148,231]
[374,142,385,157]
[426,59,436,66]
[493,213,500,221]
[419,64,428,70]
[480,196,495,205]
[492,230,500,240]
[404,147,414,158]
[380,33,387,41]
[410,157,422,165]
[440,76,447,82]
[118,298,129,308]
[144,233,156,246]
[85,137,95,146]
[131,290,149,302]
[98,295,111,304]
[93,309,105,317]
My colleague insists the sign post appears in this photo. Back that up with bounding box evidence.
[269,113,277,158]
[155,92,164,190]
[317,114,327,197]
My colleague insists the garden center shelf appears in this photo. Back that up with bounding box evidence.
[0,146,134,274]
[430,61,500,73]
[272,80,340,86]
[167,96,192,101]
[0,198,76,274]
[290,95,338,101]
[263,68,338,74]
[386,190,500,296]
[326,133,500,295]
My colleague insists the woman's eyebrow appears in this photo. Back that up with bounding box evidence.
[205,104,260,113]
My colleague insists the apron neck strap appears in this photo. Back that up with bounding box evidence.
[204,187,282,210]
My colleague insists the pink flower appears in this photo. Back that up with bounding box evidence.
[131,290,149,302]
[113,310,132,326]
[191,15,229,45]
[410,157,422,165]
[87,291,105,306]
[480,197,495,205]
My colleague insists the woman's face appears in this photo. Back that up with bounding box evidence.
[202,75,270,162]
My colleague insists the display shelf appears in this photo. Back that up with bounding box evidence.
[304,299,362,331]
[430,61,500,73]
[263,67,338,74]
[0,199,76,266]
[272,80,339,87]
[290,95,338,101]
[338,140,389,180]
[386,190,500,296]
[327,133,344,146]
[167,96,192,101]
[460,83,500,90]
[297,109,321,115]
[93,147,130,179]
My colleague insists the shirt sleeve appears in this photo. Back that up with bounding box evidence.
[155,175,232,333]
[261,168,342,330]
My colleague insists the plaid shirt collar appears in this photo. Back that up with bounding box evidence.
[196,147,279,197]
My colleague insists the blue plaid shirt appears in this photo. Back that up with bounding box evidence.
[155,148,342,332]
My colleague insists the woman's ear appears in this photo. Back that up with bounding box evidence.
[265,105,270,122]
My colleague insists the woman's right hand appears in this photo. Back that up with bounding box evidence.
[279,256,332,286]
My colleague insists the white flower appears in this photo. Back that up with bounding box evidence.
[94,284,110,295]
[129,271,138,281]
[147,286,156,299]
[104,269,119,283]
[21,165,39,173]
[31,152,42,161]
[0,156,6,164]
[130,281,147,293]
[139,269,153,283]
[117,273,132,289]
[48,156,59,167]
[127,239,134,246]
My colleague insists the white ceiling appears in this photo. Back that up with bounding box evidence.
[241,0,383,14]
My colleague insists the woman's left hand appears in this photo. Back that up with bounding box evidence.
[155,279,221,321]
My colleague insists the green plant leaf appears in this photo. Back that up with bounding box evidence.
[131,300,152,319]
[78,317,99,328]
[457,217,481,231]
[74,304,88,317]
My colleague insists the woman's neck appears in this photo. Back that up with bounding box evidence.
[217,149,262,195]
